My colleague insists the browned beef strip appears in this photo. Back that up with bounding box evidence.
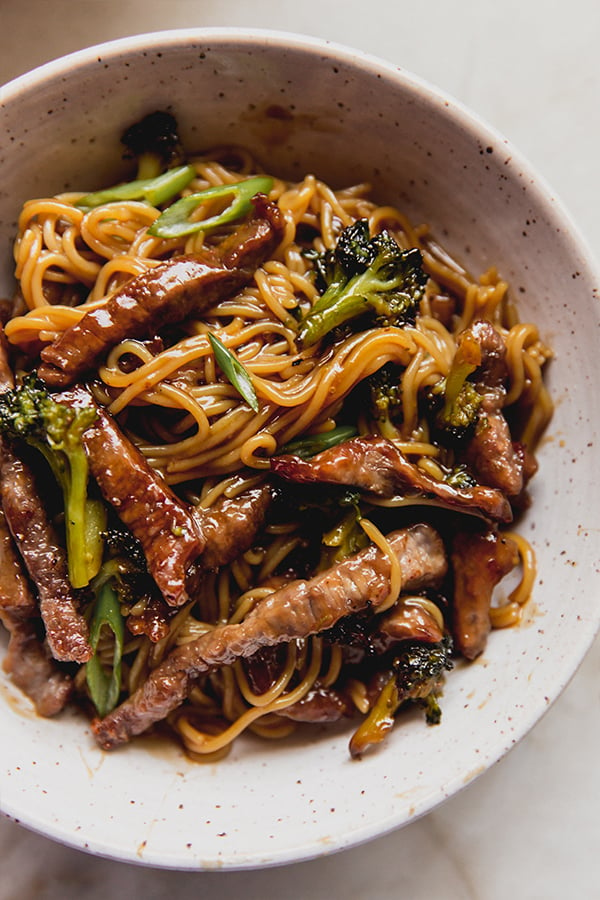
[92,522,447,749]
[0,504,37,615]
[450,528,519,659]
[0,443,91,663]
[76,396,206,608]
[1,614,73,715]
[465,319,509,390]
[38,195,285,388]
[465,391,525,496]
[271,435,513,523]
[374,599,444,647]
[193,484,272,572]
[125,593,173,643]
[458,320,526,497]
[0,506,72,715]
[276,685,355,723]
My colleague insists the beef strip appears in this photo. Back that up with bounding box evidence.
[460,320,528,497]
[38,195,285,388]
[373,598,444,647]
[193,484,272,572]
[1,613,73,715]
[271,435,513,523]
[450,528,519,659]
[0,507,72,715]
[0,443,91,663]
[92,522,447,749]
[77,397,206,608]
[276,685,355,723]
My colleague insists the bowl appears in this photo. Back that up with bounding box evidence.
[0,28,598,870]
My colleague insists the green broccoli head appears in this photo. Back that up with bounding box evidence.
[120,110,184,178]
[299,220,427,346]
[427,331,483,444]
[393,635,454,700]
[367,362,404,439]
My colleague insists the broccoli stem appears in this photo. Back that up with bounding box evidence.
[298,276,374,346]
[36,439,105,589]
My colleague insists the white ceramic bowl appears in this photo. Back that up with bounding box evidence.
[0,28,598,870]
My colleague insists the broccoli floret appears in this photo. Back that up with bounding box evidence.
[368,362,404,440]
[444,463,478,489]
[349,636,453,758]
[121,110,184,179]
[299,220,427,347]
[393,635,454,701]
[428,331,483,443]
[0,373,105,588]
[77,111,196,212]
[320,490,369,568]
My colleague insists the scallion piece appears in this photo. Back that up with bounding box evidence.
[280,424,358,459]
[148,175,273,239]
[76,164,197,210]
[208,332,259,413]
[86,581,124,718]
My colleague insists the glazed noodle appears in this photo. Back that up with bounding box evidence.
[1,133,553,760]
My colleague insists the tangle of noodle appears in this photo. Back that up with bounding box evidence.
[4,146,553,759]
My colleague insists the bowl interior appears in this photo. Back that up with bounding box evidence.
[0,29,599,870]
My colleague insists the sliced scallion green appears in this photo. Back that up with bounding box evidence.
[280,424,358,459]
[76,164,197,210]
[86,581,124,718]
[148,175,273,239]
[207,332,259,413]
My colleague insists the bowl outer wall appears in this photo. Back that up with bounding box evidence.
[0,28,598,870]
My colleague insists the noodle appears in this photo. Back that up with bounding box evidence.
[0,137,553,760]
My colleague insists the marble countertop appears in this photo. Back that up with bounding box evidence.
[0,2,598,898]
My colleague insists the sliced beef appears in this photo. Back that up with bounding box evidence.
[0,506,72,715]
[272,435,513,523]
[276,685,355,723]
[38,195,285,387]
[465,391,525,496]
[450,528,519,659]
[374,599,444,647]
[92,522,447,749]
[1,614,73,715]
[459,320,527,497]
[125,592,173,643]
[60,386,206,607]
[193,484,272,572]
[0,443,91,663]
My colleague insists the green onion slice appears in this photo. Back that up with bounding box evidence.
[76,164,197,210]
[280,424,358,459]
[208,332,260,413]
[86,581,124,718]
[148,175,273,239]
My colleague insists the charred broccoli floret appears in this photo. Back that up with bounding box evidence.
[299,219,427,347]
[0,373,105,588]
[121,110,185,179]
[77,111,195,209]
[368,362,404,439]
[428,330,483,443]
[349,636,453,758]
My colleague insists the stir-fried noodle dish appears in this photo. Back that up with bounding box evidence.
[0,113,552,760]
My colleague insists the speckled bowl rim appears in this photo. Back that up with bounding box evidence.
[0,27,599,870]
